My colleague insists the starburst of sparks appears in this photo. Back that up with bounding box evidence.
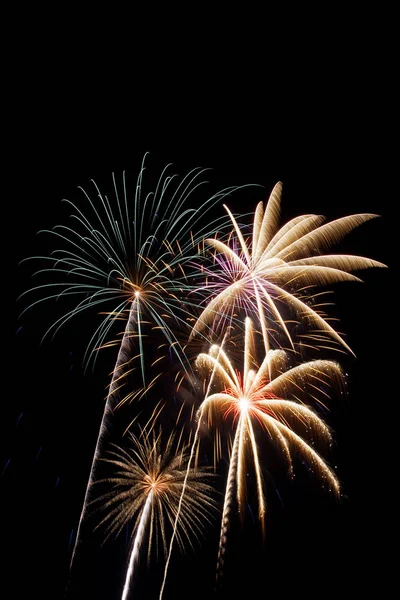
[196,318,344,577]
[20,153,254,380]
[89,429,218,600]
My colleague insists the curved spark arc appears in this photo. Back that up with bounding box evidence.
[89,430,218,599]
[196,318,344,579]
[192,182,386,355]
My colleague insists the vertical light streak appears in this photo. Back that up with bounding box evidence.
[215,414,243,584]
[69,300,137,570]
[247,418,266,535]
[159,334,228,600]
[253,281,270,354]
[121,490,153,600]
[134,292,146,388]
[158,414,202,600]
[236,413,247,517]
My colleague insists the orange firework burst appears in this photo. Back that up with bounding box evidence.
[89,428,218,600]
[195,318,345,579]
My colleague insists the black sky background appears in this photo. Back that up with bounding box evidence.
[6,16,395,600]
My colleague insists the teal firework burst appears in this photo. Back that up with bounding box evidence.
[20,154,253,378]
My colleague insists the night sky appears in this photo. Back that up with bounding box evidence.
[7,22,394,600]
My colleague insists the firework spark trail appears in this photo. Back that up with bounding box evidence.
[159,334,228,600]
[215,414,242,585]
[70,299,137,569]
[121,490,153,600]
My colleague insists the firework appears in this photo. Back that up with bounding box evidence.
[88,429,218,599]
[195,317,344,577]
[20,154,251,375]
[19,154,253,569]
[191,182,386,354]
[19,161,386,597]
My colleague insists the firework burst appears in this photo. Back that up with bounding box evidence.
[191,182,386,354]
[88,428,218,600]
[196,317,345,577]
[20,154,251,377]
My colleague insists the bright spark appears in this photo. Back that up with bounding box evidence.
[238,397,249,413]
